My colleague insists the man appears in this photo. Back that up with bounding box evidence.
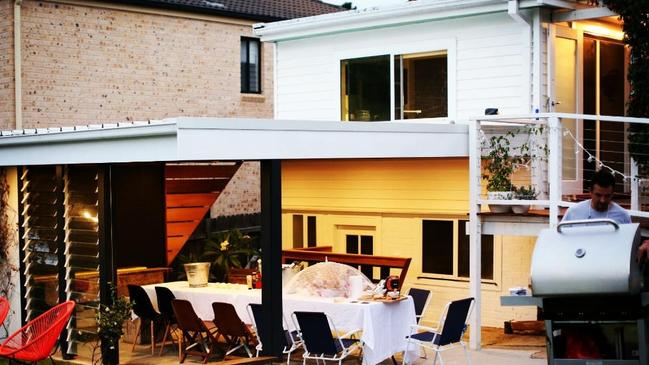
[562,169,649,261]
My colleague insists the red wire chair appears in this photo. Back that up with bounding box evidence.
[0,300,76,364]
[0,297,10,327]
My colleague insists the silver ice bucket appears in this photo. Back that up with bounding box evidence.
[184,262,211,288]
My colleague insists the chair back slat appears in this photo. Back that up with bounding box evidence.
[172,299,205,332]
[407,288,431,323]
[154,286,176,322]
[438,297,474,346]
[294,311,338,356]
[128,285,159,320]
[212,302,249,337]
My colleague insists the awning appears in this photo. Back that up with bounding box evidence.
[0,118,469,166]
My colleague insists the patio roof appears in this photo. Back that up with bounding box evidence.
[0,118,469,166]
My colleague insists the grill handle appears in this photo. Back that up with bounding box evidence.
[557,218,619,233]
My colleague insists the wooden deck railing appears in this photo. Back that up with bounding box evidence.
[282,246,411,290]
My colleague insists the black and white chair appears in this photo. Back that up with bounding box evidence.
[403,297,474,365]
[292,311,362,365]
[247,303,302,364]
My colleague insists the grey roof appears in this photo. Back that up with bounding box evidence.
[111,0,343,21]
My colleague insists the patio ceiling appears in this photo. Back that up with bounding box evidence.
[0,118,469,166]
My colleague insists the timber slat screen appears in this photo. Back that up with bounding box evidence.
[282,247,411,289]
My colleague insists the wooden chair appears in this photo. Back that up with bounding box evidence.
[172,299,222,364]
[155,286,178,356]
[211,302,256,358]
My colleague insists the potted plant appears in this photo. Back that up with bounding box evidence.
[512,185,537,214]
[203,229,259,282]
[482,134,516,213]
[93,283,132,365]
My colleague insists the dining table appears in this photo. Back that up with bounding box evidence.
[141,281,417,365]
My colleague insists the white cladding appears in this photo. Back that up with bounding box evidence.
[274,13,533,122]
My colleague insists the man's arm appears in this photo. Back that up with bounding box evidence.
[638,239,649,263]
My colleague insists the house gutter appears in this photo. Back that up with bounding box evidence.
[253,0,573,42]
[14,0,22,130]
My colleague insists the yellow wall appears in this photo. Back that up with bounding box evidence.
[281,158,537,327]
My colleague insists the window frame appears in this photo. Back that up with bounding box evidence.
[241,37,262,94]
[420,218,500,287]
[336,39,456,123]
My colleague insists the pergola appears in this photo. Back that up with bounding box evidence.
[0,117,469,359]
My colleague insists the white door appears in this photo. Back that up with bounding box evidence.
[551,26,583,195]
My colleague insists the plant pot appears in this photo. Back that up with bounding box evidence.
[512,205,530,214]
[184,262,211,287]
[487,191,512,213]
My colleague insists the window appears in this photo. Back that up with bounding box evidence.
[241,37,261,93]
[422,220,494,280]
[341,55,390,121]
[340,51,448,121]
[346,234,374,279]
[292,215,317,248]
[307,216,317,247]
[394,51,448,119]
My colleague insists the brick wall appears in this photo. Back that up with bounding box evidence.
[18,0,273,127]
[210,161,260,217]
[0,0,14,130]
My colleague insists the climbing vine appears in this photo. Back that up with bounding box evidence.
[0,168,17,336]
[605,0,649,174]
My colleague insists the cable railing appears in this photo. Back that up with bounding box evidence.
[470,112,649,226]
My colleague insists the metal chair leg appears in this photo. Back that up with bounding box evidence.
[462,343,472,365]
[432,350,439,365]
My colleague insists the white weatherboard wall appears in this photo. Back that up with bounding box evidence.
[274,12,532,122]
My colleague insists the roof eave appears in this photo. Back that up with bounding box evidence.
[253,0,580,42]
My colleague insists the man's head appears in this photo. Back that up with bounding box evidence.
[590,170,616,212]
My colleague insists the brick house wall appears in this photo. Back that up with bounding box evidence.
[1,0,273,214]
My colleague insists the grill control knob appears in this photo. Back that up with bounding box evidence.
[575,248,586,258]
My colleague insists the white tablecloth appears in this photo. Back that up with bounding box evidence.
[142,281,417,365]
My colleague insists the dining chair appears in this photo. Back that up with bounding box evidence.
[128,284,162,355]
[155,286,178,356]
[247,303,302,364]
[407,288,432,324]
[402,297,474,365]
[172,299,222,364]
[0,300,75,365]
[292,311,362,365]
[211,302,256,358]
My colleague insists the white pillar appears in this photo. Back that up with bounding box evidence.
[548,116,561,227]
[631,158,639,211]
[468,120,482,350]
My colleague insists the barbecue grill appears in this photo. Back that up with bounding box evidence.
[503,219,649,365]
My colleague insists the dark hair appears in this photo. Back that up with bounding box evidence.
[590,169,616,189]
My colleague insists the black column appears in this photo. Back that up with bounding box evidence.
[260,160,283,357]
[98,164,117,364]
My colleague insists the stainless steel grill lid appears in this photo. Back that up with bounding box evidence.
[530,219,643,296]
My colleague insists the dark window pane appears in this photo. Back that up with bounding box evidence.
[241,38,261,93]
[341,55,390,121]
[292,215,303,248]
[422,220,453,275]
[397,52,447,119]
[307,216,316,247]
[346,235,358,254]
[360,235,374,279]
[458,220,494,280]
